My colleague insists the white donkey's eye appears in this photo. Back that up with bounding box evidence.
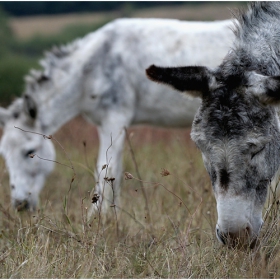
[24,149,36,158]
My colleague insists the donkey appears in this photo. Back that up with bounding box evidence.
[0,98,55,211]
[0,18,235,212]
[146,2,280,248]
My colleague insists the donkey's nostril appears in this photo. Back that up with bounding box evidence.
[14,199,29,211]
[216,227,226,245]
[10,185,15,190]
[245,225,251,235]
[216,223,256,248]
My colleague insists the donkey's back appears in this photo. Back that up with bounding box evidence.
[106,18,234,65]
[81,18,235,127]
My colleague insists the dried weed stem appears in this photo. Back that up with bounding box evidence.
[124,128,152,234]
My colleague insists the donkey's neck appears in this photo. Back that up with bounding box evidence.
[38,74,83,135]
[34,32,102,134]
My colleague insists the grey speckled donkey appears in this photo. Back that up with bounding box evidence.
[146,2,280,248]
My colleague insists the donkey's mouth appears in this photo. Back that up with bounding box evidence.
[249,237,259,249]
[14,199,30,211]
[216,224,259,249]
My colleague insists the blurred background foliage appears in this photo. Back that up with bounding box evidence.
[0,3,113,105]
[0,1,245,105]
[1,2,209,16]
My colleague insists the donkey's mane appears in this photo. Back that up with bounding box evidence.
[24,33,93,90]
[221,2,280,78]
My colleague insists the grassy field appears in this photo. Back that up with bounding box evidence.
[1,2,280,278]
[0,117,280,278]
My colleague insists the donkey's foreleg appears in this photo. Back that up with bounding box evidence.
[93,117,129,214]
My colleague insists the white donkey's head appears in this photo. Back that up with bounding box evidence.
[0,98,55,211]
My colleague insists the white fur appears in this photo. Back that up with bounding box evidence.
[0,100,55,210]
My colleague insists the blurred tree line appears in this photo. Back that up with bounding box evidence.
[0,2,204,17]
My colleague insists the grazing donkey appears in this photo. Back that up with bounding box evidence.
[0,18,234,212]
[146,2,280,248]
[0,98,55,211]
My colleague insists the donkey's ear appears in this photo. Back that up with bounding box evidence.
[24,94,37,119]
[0,107,9,128]
[248,72,280,105]
[146,65,214,98]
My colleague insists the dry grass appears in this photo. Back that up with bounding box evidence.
[1,117,280,278]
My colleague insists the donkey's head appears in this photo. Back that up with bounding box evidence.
[146,60,280,248]
[0,98,55,211]
[146,1,280,248]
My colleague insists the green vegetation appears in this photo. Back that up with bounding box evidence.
[1,2,208,17]
[0,8,109,105]
[12,20,109,57]
[0,54,38,103]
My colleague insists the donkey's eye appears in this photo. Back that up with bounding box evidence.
[24,149,36,158]
[251,146,265,160]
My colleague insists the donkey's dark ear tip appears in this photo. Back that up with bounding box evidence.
[146,64,159,80]
[145,64,154,74]
[24,94,37,119]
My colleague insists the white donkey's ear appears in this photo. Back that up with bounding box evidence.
[248,72,280,105]
[24,94,37,119]
[0,107,10,128]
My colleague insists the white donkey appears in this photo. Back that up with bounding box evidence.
[0,18,235,212]
[0,98,55,211]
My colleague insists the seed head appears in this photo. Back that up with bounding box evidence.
[104,177,115,183]
[124,172,134,180]
[92,193,100,204]
[43,134,52,140]
[160,168,170,177]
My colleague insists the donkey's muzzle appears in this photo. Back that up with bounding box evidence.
[14,199,30,211]
[216,224,257,249]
